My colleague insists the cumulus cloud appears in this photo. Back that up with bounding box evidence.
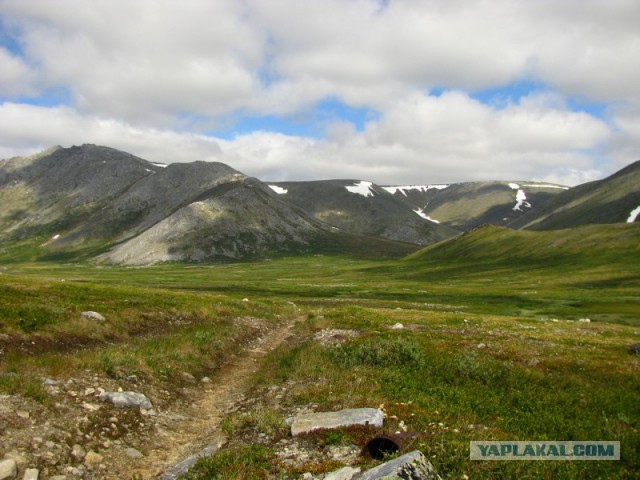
[0,47,36,96]
[0,103,222,163]
[0,0,638,185]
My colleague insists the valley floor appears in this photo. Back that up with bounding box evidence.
[0,254,639,479]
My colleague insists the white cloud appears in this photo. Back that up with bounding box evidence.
[0,47,36,96]
[1,0,263,123]
[0,102,222,162]
[0,0,638,186]
[0,93,625,186]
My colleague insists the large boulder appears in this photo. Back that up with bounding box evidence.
[290,408,384,436]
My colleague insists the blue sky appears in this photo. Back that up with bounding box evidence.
[0,0,638,185]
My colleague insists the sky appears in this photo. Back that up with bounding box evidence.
[0,0,639,186]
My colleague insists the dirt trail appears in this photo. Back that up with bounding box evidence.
[105,318,297,480]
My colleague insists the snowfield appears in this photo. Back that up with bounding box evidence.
[413,208,440,223]
[382,184,449,196]
[627,205,640,223]
[508,183,532,211]
[346,181,375,197]
[268,185,288,195]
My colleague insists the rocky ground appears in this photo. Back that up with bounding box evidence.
[1,323,433,480]
[0,318,298,479]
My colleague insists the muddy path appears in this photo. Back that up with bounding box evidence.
[103,318,298,480]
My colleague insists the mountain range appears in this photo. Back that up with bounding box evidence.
[0,144,638,265]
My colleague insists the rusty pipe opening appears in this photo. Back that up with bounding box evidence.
[360,435,402,460]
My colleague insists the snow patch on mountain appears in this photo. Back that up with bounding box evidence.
[508,183,532,211]
[268,185,288,195]
[413,208,440,224]
[627,205,640,223]
[346,181,375,197]
[523,184,569,190]
[151,162,168,168]
[382,184,449,196]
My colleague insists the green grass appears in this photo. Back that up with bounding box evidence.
[1,223,639,478]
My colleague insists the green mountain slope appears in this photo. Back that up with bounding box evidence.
[406,223,640,266]
[511,160,640,230]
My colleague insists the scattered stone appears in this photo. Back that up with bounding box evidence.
[0,334,9,341]
[242,298,249,302]
[291,408,384,436]
[84,387,96,396]
[180,372,196,384]
[358,451,440,480]
[477,343,486,349]
[324,466,361,480]
[42,377,57,385]
[15,410,30,420]
[81,402,101,412]
[313,329,360,346]
[71,444,86,462]
[0,459,17,480]
[327,445,360,463]
[125,447,144,458]
[81,311,106,321]
[578,318,591,323]
[629,344,640,355]
[2,454,25,472]
[301,474,313,480]
[201,377,212,383]
[99,391,153,410]
[84,451,103,466]
[22,469,38,480]
[390,323,405,330]
[49,476,67,480]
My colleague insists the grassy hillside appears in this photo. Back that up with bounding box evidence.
[512,159,640,230]
[407,223,640,265]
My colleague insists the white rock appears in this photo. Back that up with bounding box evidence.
[2,454,25,471]
[22,469,39,480]
[125,448,144,458]
[390,323,405,330]
[291,408,384,436]
[0,459,17,480]
[323,466,361,480]
[358,451,440,480]
[81,311,106,321]
[99,391,153,410]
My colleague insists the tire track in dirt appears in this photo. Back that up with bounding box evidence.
[103,318,298,479]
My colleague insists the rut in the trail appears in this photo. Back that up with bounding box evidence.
[105,319,297,480]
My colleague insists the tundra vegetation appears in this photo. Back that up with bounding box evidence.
[0,224,638,479]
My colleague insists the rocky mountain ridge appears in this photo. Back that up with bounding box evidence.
[1,145,638,265]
